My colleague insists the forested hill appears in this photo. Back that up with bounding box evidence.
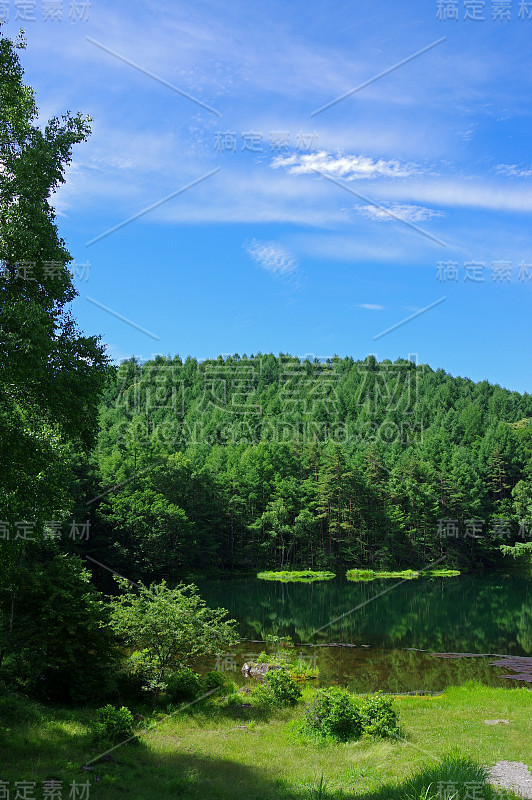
[91,354,532,578]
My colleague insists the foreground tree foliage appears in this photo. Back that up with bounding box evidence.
[0,28,109,523]
[0,545,118,703]
[108,578,239,700]
[0,28,110,701]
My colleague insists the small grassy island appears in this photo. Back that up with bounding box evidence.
[347,568,461,581]
[257,569,336,582]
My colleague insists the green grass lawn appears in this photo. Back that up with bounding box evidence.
[0,683,529,799]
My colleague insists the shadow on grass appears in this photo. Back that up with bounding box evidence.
[72,743,511,800]
[0,693,518,800]
[0,691,45,728]
[209,700,275,723]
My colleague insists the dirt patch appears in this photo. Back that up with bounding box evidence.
[489,761,532,798]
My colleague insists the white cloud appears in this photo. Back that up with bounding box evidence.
[91,155,137,170]
[271,151,419,181]
[496,164,532,178]
[50,116,532,232]
[244,239,298,276]
[455,125,477,142]
[355,203,445,223]
[291,233,422,263]
[357,303,385,310]
[380,179,532,213]
[104,343,138,364]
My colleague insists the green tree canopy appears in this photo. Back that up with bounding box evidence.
[0,26,109,523]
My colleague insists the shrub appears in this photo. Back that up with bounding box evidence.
[256,636,319,679]
[164,667,202,704]
[250,682,277,710]
[93,704,134,742]
[201,670,227,695]
[264,668,302,707]
[304,688,401,742]
[346,569,376,581]
[108,579,238,701]
[226,691,247,707]
[360,691,399,738]
[304,687,362,741]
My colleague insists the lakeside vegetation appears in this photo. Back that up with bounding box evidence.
[346,568,461,581]
[428,569,462,577]
[258,570,336,582]
[253,635,320,679]
[347,569,421,581]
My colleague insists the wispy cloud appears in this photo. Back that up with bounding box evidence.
[90,155,137,170]
[271,151,418,181]
[355,203,445,223]
[357,303,385,310]
[455,125,477,142]
[381,179,532,213]
[244,239,298,276]
[373,296,447,341]
[86,168,220,246]
[86,35,221,116]
[496,164,532,178]
[310,36,446,116]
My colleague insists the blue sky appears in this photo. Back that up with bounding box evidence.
[4,0,532,392]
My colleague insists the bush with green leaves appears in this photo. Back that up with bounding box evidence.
[164,667,202,704]
[93,704,134,743]
[201,670,227,694]
[360,690,399,738]
[304,687,400,742]
[264,668,302,707]
[250,682,277,710]
[226,691,250,708]
[305,687,362,741]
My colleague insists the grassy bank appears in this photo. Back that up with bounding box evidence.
[257,570,336,582]
[1,682,529,799]
[346,568,461,581]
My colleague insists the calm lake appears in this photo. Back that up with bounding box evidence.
[196,572,532,693]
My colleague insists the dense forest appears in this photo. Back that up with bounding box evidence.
[79,353,532,581]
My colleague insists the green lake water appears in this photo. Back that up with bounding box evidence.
[196,572,532,693]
